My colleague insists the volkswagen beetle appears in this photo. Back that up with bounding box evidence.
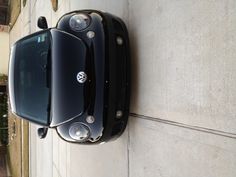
[8,10,130,144]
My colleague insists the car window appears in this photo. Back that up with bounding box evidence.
[14,31,51,125]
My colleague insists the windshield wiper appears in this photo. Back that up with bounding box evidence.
[46,47,52,121]
[46,47,51,88]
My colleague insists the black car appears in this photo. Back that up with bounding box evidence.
[8,10,130,144]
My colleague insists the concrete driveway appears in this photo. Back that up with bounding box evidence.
[9,0,236,177]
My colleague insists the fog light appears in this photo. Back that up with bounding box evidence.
[116,36,123,45]
[116,110,123,118]
[69,123,90,141]
[86,115,95,124]
[87,31,95,38]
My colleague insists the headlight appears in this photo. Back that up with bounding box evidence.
[69,14,91,31]
[69,123,90,142]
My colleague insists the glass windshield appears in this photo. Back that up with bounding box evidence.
[14,31,51,125]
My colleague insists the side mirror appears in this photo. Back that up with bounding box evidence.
[37,127,48,139]
[37,16,48,29]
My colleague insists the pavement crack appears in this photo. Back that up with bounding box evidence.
[129,113,236,139]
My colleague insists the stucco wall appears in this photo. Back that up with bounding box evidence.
[0,31,9,75]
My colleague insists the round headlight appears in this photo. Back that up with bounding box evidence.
[69,14,91,31]
[69,123,90,142]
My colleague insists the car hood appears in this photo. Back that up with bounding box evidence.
[50,29,89,126]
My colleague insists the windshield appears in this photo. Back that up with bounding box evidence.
[13,31,51,125]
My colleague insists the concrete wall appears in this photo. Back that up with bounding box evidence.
[9,0,236,177]
[0,31,9,74]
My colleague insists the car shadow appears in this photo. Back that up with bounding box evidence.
[127,23,140,117]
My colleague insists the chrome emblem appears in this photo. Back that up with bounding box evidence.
[77,72,87,83]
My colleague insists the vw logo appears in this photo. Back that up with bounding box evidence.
[77,71,87,83]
